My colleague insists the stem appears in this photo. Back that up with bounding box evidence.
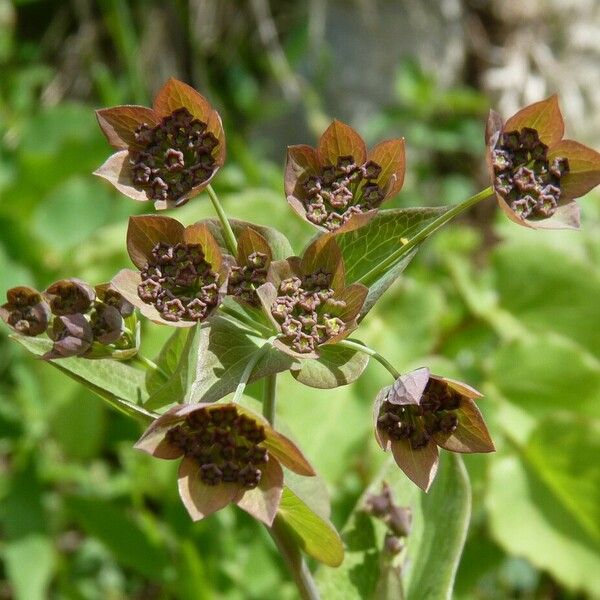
[358,187,494,287]
[206,184,238,256]
[263,374,320,600]
[131,355,169,380]
[337,339,400,380]
[232,337,276,403]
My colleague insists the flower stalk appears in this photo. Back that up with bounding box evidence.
[206,183,238,256]
[336,338,401,380]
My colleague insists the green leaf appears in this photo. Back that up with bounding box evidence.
[188,316,296,403]
[334,207,446,315]
[205,218,294,260]
[292,344,369,389]
[10,335,151,420]
[491,334,600,417]
[525,415,600,540]
[493,241,600,356]
[145,326,200,410]
[276,486,344,567]
[487,440,600,597]
[66,496,170,581]
[316,453,470,600]
[3,535,55,600]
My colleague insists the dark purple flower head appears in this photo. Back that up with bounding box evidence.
[0,286,51,337]
[44,279,95,316]
[44,314,93,359]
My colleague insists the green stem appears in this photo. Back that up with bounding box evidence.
[337,339,400,380]
[358,186,494,287]
[262,374,320,600]
[232,337,276,403]
[131,355,169,380]
[206,184,238,256]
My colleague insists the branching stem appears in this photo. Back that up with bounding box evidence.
[206,184,238,256]
[337,339,400,380]
[232,337,277,404]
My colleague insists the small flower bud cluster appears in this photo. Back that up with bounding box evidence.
[166,405,268,489]
[130,107,218,203]
[1,281,133,358]
[365,482,412,556]
[138,242,221,322]
[377,379,460,450]
[492,127,570,220]
[227,252,269,306]
[302,156,384,231]
[271,270,346,354]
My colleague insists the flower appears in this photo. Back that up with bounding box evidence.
[45,278,96,315]
[0,286,51,336]
[374,368,494,491]
[111,215,228,327]
[94,78,226,209]
[134,402,315,525]
[256,236,368,358]
[285,120,405,233]
[486,95,600,229]
[227,227,272,307]
[44,314,93,359]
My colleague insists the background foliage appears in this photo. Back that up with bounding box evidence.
[1,1,599,598]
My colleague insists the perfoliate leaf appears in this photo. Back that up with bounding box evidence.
[317,120,367,166]
[334,207,447,316]
[96,106,158,149]
[188,316,296,403]
[291,344,369,389]
[504,95,564,147]
[275,486,344,567]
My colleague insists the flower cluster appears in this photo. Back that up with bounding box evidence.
[491,127,569,220]
[374,368,494,491]
[137,241,220,323]
[257,237,367,358]
[299,155,385,231]
[112,215,226,328]
[165,404,268,489]
[486,95,600,229]
[95,78,225,209]
[130,107,218,204]
[286,120,405,233]
[135,402,315,525]
[227,227,273,307]
[365,482,412,556]
[1,280,135,360]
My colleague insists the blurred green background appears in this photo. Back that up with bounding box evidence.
[1,1,599,598]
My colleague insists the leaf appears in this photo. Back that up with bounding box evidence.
[504,95,564,147]
[66,496,170,581]
[145,327,200,410]
[292,344,369,389]
[204,218,294,261]
[236,226,272,265]
[492,240,600,356]
[188,316,297,403]
[334,207,447,315]
[368,138,406,199]
[10,335,150,419]
[275,486,344,567]
[317,120,367,166]
[301,235,345,290]
[491,334,600,418]
[3,535,55,600]
[487,450,600,597]
[146,328,190,395]
[316,453,471,599]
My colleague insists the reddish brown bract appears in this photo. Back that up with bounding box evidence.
[94,79,226,209]
[285,120,405,233]
[486,96,600,229]
[374,368,494,491]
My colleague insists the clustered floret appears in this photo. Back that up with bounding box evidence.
[1,288,50,336]
[271,270,346,354]
[130,107,218,204]
[301,156,384,230]
[138,241,221,322]
[492,127,570,220]
[166,405,268,489]
[228,252,269,306]
[377,378,460,450]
